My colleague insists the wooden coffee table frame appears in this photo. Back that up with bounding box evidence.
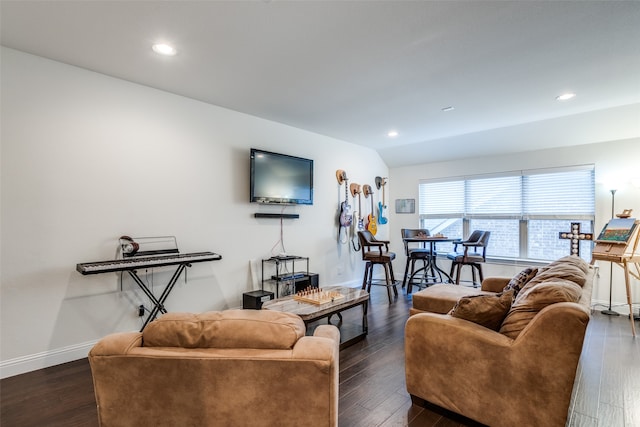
[262,286,369,349]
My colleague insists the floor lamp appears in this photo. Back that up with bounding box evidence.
[601,188,620,316]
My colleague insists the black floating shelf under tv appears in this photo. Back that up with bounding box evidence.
[254,213,300,219]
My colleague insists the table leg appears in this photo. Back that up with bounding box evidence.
[362,299,368,334]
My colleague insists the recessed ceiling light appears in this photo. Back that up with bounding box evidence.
[387,130,399,138]
[441,106,455,112]
[556,93,576,101]
[152,43,177,56]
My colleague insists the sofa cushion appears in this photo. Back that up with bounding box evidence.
[499,279,582,339]
[503,267,538,297]
[448,290,514,331]
[142,310,306,349]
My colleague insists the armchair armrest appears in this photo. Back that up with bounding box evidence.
[313,324,341,342]
[89,332,143,356]
[367,239,390,253]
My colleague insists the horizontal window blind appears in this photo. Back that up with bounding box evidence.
[523,169,595,217]
[419,166,595,219]
[466,176,522,217]
[419,180,464,216]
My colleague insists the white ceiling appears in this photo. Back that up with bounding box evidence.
[2,1,639,167]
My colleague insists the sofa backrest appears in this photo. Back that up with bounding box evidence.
[499,255,592,339]
[142,309,306,349]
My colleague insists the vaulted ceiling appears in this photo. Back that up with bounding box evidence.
[2,1,639,167]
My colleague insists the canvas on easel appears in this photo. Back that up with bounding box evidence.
[592,218,640,261]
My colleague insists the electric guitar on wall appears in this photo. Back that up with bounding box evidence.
[363,184,377,235]
[350,183,364,231]
[376,176,388,225]
[336,170,352,243]
[350,182,363,251]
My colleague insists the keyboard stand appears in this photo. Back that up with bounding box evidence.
[127,263,189,331]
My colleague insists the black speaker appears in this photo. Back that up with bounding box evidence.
[243,290,274,309]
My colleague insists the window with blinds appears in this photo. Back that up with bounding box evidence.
[418,166,595,261]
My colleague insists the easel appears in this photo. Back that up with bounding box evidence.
[590,218,640,337]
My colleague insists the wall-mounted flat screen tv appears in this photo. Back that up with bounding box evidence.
[250,148,314,205]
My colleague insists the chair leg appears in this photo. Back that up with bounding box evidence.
[402,257,411,289]
[383,263,397,302]
[471,266,478,288]
[383,264,392,302]
[471,264,484,287]
[362,262,373,292]
[361,262,369,290]
[455,263,462,284]
[389,262,398,297]
[407,259,415,295]
[389,264,398,297]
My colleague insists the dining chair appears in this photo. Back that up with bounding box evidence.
[446,230,491,287]
[357,230,398,303]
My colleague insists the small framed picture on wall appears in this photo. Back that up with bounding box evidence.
[395,199,415,214]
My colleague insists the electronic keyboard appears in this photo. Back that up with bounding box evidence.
[76,251,222,275]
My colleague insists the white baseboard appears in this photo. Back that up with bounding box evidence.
[590,298,636,316]
[0,340,98,379]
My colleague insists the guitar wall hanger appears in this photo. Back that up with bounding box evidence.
[336,169,347,185]
[350,183,361,198]
[375,176,387,190]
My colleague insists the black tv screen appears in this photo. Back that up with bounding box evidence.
[250,148,314,205]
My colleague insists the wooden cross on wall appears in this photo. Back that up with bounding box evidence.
[558,223,593,256]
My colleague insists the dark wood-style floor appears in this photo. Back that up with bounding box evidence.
[1,285,639,426]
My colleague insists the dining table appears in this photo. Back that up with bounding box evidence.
[402,235,459,293]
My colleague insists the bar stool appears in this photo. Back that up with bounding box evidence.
[401,229,433,290]
[357,231,398,303]
[447,231,491,287]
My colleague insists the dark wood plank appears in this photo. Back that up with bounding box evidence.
[1,285,638,427]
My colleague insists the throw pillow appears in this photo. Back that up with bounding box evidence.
[448,290,514,331]
[499,279,582,339]
[503,267,538,297]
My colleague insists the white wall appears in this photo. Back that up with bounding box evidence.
[0,47,389,377]
[388,138,640,315]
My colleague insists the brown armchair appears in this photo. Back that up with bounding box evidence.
[357,230,397,302]
[89,310,340,427]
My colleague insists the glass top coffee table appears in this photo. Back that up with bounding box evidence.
[262,285,369,349]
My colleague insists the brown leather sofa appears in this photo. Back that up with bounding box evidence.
[405,255,594,427]
[89,310,340,427]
